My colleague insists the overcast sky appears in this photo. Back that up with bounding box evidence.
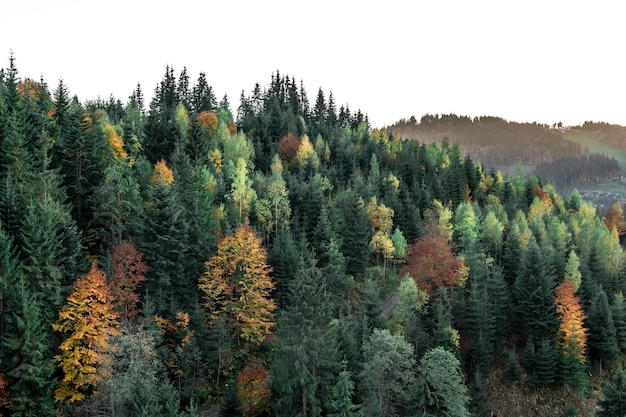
[2,1,624,128]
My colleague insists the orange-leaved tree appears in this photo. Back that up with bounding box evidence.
[53,261,119,403]
[109,241,149,320]
[150,159,174,186]
[555,281,587,363]
[400,223,463,298]
[237,362,271,417]
[199,223,276,345]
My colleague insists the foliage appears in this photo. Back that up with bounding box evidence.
[359,328,416,417]
[237,363,271,417]
[417,346,470,417]
[400,225,463,298]
[53,261,119,403]
[199,223,275,345]
[109,240,149,319]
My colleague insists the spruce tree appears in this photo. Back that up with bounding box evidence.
[587,289,619,373]
[271,263,340,417]
[513,239,559,341]
[360,329,416,417]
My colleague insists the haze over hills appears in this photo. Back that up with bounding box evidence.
[387,114,626,209]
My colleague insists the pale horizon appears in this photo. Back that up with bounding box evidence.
[3,1,624,128]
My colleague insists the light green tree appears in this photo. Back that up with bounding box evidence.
[417,346,470,417]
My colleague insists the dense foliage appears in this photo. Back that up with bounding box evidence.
[1,54,626,416]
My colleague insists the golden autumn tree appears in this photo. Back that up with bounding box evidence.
[53,261,119,403]
[150,159,174,186]
[109,241,149,320]
[604,201,626,237]
[555,280,588,389]
[103,122,129,164]
[199,223,276,345]
[198,111,219,138]
[555,281,587,362]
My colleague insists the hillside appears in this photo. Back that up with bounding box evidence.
[388,115,626,213]
[3,57,626,416]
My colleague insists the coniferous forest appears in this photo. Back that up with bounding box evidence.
[2,54,626,416]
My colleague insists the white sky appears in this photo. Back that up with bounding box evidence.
[2,1,625,128]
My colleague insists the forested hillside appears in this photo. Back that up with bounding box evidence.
[2,55,626,417]
[388,114,622,189]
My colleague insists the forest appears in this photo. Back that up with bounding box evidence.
[387,114,622,190]
[2,53,626,417]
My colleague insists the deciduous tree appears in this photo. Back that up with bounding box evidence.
[199,223,275,345]
[53,261,119,403]
[400,225,463,298]
[109,240,149,319]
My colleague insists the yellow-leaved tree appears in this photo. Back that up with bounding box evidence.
[199,223,276,345]
[53,261,119,403]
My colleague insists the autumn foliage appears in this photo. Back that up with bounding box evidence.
[400,226,463,298]
[278,133,301,166]
[109,241,148,319]
[103,122,129,163]
[603,202,626,236]
[199,223,276,344]
[237,363,271,416]
[150,159,174,186]
[198,111,218,137]
[555,281,588,362]
[53,261,119,403]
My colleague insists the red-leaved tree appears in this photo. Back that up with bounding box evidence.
[400,226,463,298]
[109,241,149,320]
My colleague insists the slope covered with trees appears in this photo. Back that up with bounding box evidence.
[1,53,626,416]
[388,114,622,190]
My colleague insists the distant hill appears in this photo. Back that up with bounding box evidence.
[387,114,622,190]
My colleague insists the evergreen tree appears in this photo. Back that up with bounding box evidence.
[360,329,416,417]
[587,289,619,373]
[271,263,340,417]
[1,277,56,416]
[329,366,361,417]
[417,346,470,417]
[513,239,559,341]
[612,293,626,352]
[334,189,372,277]
[598,370,626,417]
[467,371,491,417]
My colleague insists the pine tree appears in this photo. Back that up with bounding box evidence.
[334,189,372,277]
[329,366,360,417]
[140,161,191,315]
[417,346,470,417]
[611,293,626,352]
[1,278,56,415]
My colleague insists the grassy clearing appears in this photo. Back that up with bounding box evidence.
[561,129,626,175]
